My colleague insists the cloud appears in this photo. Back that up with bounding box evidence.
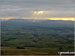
[0,0,75,18]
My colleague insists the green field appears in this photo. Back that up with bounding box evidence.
[1,19,74,55]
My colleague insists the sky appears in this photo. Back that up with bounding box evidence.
[0,0,75,20]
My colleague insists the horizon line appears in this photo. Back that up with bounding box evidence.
[0,17,74,21]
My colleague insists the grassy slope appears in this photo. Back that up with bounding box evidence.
[1,47,59,55]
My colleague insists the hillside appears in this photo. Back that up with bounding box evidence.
[1,19,74,52]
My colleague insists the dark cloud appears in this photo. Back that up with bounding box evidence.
[0,0,75,17]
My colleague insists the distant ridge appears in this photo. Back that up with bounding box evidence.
[1,18,74,29]
[0,18,74,22]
